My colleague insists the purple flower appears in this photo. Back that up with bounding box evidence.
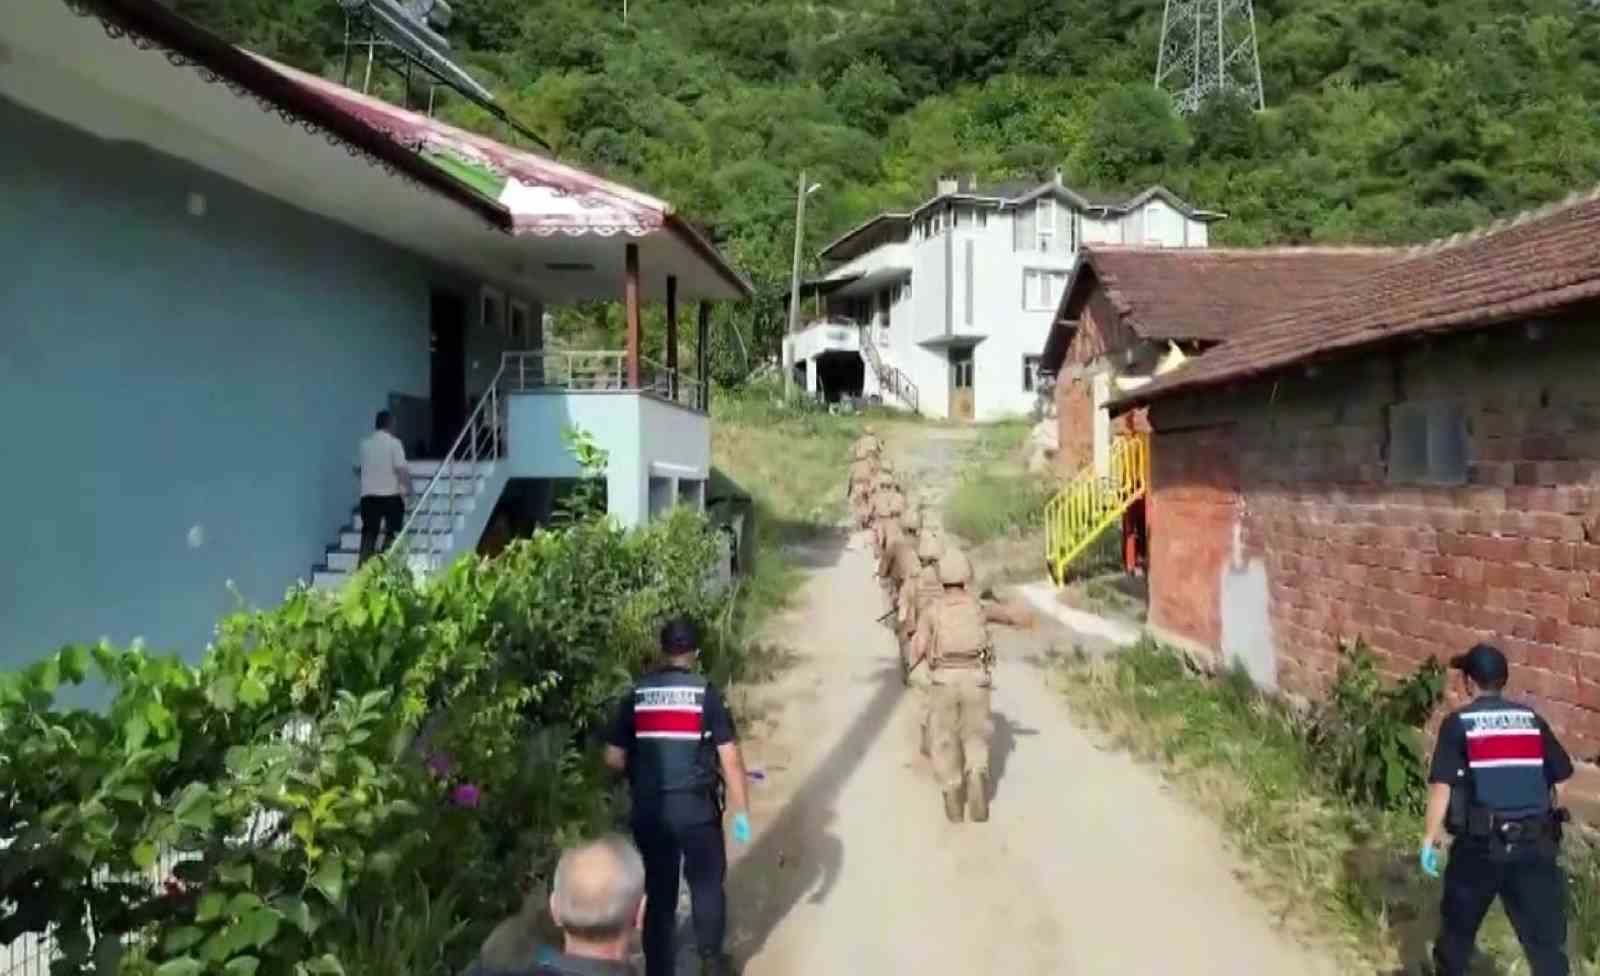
[451,783,482,809]
[424,751,454,779]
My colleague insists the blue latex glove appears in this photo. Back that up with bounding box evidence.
[1420,842,1441,879]
[732,812,752,845]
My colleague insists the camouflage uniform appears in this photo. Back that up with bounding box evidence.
[913,549,994,824]
[871,486,905,555]
[848,459,878,527]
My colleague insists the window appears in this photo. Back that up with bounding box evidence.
[978,209,989,228]
[480,288,506,334]
[1023,355,1042,392]
[1037,197,1056,252]
[931,209,945,235]
[1022,269,1069,311]
[1387,401,1469,485]
[509,300,531,346]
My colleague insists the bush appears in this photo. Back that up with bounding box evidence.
[1307,639,1444,812]
[0,508,730,976]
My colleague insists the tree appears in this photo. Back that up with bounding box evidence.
[1190,91,1259,161]
[829,59,907,135]
[1077,84,1189,187]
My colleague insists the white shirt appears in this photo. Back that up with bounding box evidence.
[359,430,409,498]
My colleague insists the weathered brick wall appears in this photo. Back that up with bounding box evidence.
[1055,375,1095,473]
[1056,296,1142,474]
[1147,425,1239,651]
[1146,320,1600,769]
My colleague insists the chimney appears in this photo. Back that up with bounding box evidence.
[1053,166,1063,187]
[936,174,959,196]
[966,172,978,192]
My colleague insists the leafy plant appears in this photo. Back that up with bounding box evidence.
[555,425,610,524]
[1306,638,1444,813]
[0,508,732,975]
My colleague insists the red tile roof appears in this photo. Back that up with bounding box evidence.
[1040,245,1398,371]
[1118,188,1600,408]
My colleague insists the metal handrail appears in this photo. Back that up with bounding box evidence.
[392,359,507,559]
[858,325,919,413]
[1044,433,1150,584]
[500,350,707,412]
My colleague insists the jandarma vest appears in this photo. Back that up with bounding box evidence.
[627,669,718,799]
[1456,696,1551,818]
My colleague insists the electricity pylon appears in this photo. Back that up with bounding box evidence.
[1155,0,1265,114]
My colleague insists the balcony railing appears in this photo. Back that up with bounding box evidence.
[500,350,707,412]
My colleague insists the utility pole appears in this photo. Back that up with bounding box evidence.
[784,169,809,400]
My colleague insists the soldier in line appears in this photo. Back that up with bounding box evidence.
[882,515,922,617]
[879,507,921,589]
[847,455,878,527]
[898,531,945,754]
[851,425,883,460]
[870,476,905,555]
[908,549,994,824]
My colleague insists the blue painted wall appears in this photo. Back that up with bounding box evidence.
[0,96,475,667]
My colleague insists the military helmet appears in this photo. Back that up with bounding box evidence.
[917,531,944,562]
[937,550,973,586]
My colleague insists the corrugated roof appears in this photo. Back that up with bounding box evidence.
[1117,188,1600,408]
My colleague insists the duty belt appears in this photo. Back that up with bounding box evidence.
[935,646,993,669]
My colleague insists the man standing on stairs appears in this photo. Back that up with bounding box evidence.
[357,410,412,565]
[909,548,995,823]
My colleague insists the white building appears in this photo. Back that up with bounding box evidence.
[783,173,1222,421]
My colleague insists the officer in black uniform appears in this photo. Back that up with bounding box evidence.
[604,618,751,976]
[1422,643,1574,976]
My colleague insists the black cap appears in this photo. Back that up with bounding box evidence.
[659,618,699,655]
[1450,643,1509,687]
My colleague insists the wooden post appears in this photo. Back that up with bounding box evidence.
[697,301,711,412]
[625,243,641,389]
[665,275,679,399]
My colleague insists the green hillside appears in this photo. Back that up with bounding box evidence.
[175,0,1600,372]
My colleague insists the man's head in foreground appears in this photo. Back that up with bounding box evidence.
[549,834,647,960]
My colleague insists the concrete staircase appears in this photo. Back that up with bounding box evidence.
[310,459,509,590]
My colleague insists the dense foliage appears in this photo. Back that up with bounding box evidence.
[0,511,732,975]
[172,0,1600,379]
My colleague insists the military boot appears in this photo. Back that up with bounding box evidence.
[943,786,964,823]
[966,770,989,822]
[699,953,737,976]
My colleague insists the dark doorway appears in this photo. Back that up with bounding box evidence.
[815,351,865,403]
[429,291,467,458]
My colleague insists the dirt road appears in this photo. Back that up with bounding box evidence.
[717,431,1345,974]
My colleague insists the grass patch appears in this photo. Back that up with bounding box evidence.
[1060,641,1600,974]
[943,419,1054,544]
[711,379,865,632]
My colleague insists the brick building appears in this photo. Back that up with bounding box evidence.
[1039,246,1395,476]
[1118,192,1600,792]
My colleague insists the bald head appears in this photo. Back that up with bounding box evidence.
[550,835,645,942]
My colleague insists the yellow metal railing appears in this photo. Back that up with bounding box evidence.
[1044,433,1150,585]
